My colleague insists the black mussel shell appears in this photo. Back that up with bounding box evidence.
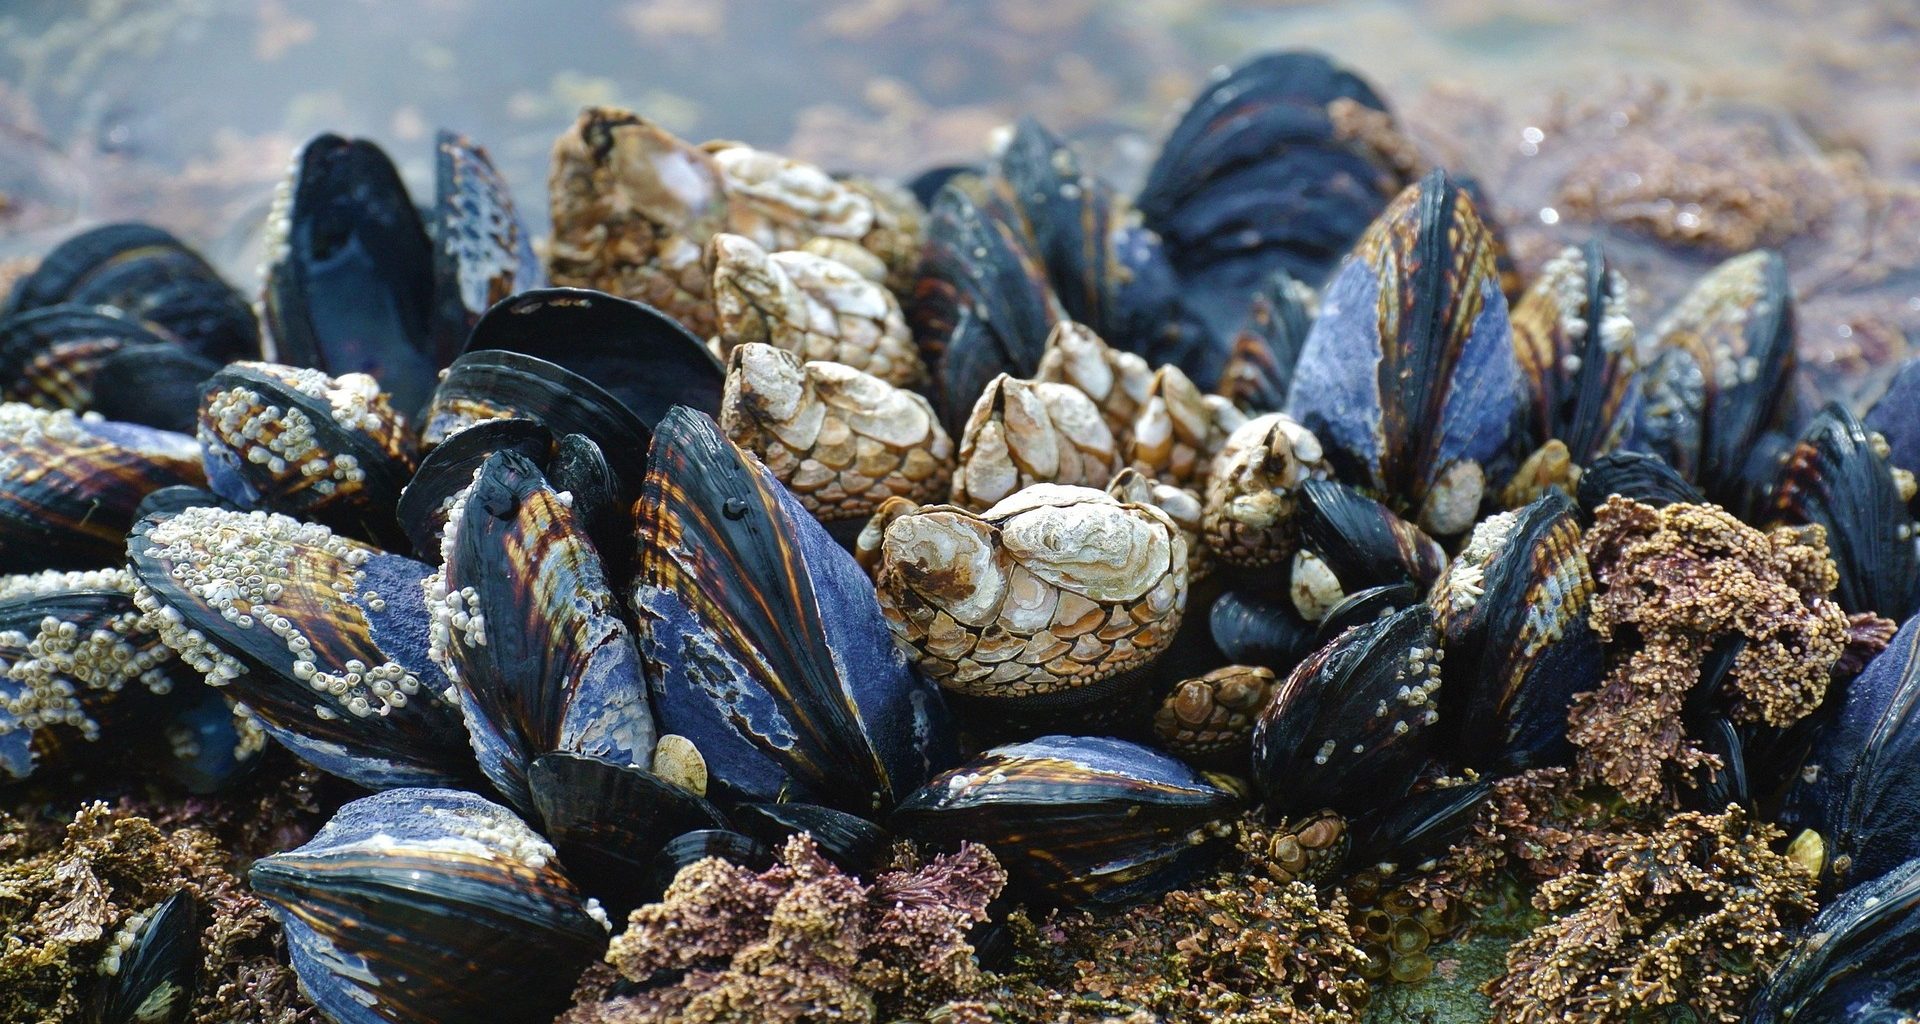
[132,485,235,522]
[251,788,608,1024]
[0,568,189,782]
[1346,781,1490,875]
[264,134,437,412]
[1252,604,1442,819]
[1865,356,1920,505]
[647,829,774,899]
[1748,856,1920,1024]
[461,287,722,432]
[89,344,220,434]
[907,164,976,209]
[396,418,553,559]
[1509,241,1640,466]
[128,506,474,789]
[7,223,184,314]
[196,362,415,545]
[1139,51,1411,302]
[913,174,1061,434]
[1315,582,1416,646]
[0,406,203,572]
[157,687,259,795]
[734,802,891,875]
[548,432,635,587]
[430,449,656,812]
[996,118,1123,337]
[1771,403,1919,622]
[429,130,542,367]
[1633,249,1795,514]
[1217,270,1312,414]
[1683,714,1752,812]
[1285,170,1521,537]
[892,735,1240,907]
[1210,587,1318,673]
[633,407,953,816]
[0,304,172,410]
[1784,613,1920,890]
[1430,491,1601,772]
[1574,450,1703,516]
[1291,480,1446,622]
[528,752,727,918]
[91,890,199,1024]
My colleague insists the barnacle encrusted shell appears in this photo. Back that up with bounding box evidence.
[719,343,952,523]
[708,233,927,388]
[1033,321,1154,441]
[950,375,1120,511]
[1128,364,1246,489]
[547,108,728,338]
[875,484,1187,702]
[1202,412,1331,570]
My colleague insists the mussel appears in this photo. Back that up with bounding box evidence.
[1288,480,1447,623]
[1770,403,1919,622]
[91,889,200,1024]
[1747,856,1920,1023]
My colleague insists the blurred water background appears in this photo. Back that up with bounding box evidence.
[1,0,1917,393]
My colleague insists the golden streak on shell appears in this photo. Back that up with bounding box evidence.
[1153,664,1277,763]
[708,232,928,388]
[875,484,1188,699]
[1202,412,1331,570]
[1033,321,1155,442]
[1128,364,1247,490]
[951,375,1120,512]
[547,108,729,339]
[719,343,952,522]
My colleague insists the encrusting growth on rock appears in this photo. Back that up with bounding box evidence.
[1570,497,1875,803]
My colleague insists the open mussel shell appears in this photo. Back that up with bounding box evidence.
[0,405,203,573]
[429,130,543,366]
[425,349,651,499]
[1291,480,1446,622]
[892,735,1241,907]
[913,174,1061,434]
[264,133,438,412]
[127,506,473,789]
[0,568,188,782]
[1633,249,1796,514]
[251,788,608,1024]
[1430,491,1601,771]
[1509,241,1639,467]
[1784,613,1920,890]
[527,752,726,918]
[429,449,656,812]
[90,889,199,1024]
[0,304,172,410]
[1747,856,1920,1024]
[1574,450,1703,516]
[396,418,553,559]
[1285,169,1521,538]
[633,407,953,815]
[1252,603,1442,819]
[1771,403,1919,622]
[1346,781,1490,876]
[1138,51,1412,303]
[4,222,258,363]
[733,801,891,875]
[196,362,415,544]
[647,829,774,899]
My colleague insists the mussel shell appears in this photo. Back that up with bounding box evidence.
[632,407,953,816]
[250,788,608,1024]
[1864,356,1920,498]
[913,174,1060,434]
[157,688,258,795]
[1285,169,1520,534]
[1747,856,1920,1024]
[1346,781,1490,875]
[88,344,220,434]
[733,801,891,875]
[1574,450,1703,516]
[1252,603,1442,818]
[429,131,543,367]
[1683,713,1752,812]
[1209,586,1317,673]
[1217,270,1312,414]
[1314,582,1416,646]
[127,507,473,789]
[132,485,235,522]
[996,118,1124,334]
[647,829,774,898]
[433,450,656,812]
[891,734,1240,907]
[1785,613,1920,890]
[461,287,722,432]
[1509,241,1639,465]
[1432,490,1601,772]
[6,223,187,314]
[396,418,553,560]
[547,433,635,588]
[91,890,199,1024]
[196,362,415,544]
[527,751,727,918]
[0,407,203,572]
[0,304,171,409]
[264,134,437,412]
[1771,403,1919,622]
[1296,480,1447,603]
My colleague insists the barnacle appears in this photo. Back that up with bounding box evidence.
[1570,498,1865,803]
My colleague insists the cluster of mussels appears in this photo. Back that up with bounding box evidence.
[5,49,1920,1024]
